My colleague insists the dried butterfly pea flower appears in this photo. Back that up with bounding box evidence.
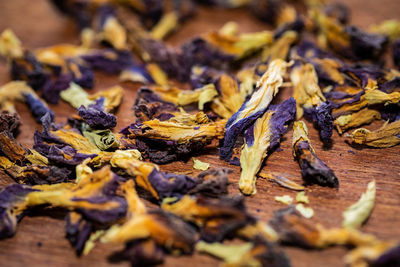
[0,184,38,239]
[220,59,291,161]
[108,151,197,201]
[60,82,94,108]
[96,5,127,50]
[311,9,388,61]
[81,49,134,74]
[10,51,50,91]
[78,98,117,129]
[0,110,20,137]
[101,210,197,254]
[24,92,55,123]
[123,112,226,163]
[210,74,244,119]
[0,166,127,238]
[119,64,154,84]
[188,168,231,198]
[262,31,298,61]
[65,211,93,256]
[291,63,333,142]
[162,194,254,242]
[150,11,180,40]
[269,206,374,248]
[0,157,71,185]
[239,98,296,195]
[82,125,119,151]
[132,87,179,122]
[189,65,222,89]
[33,114,98,166]
[196,238,290,267]
[292,121,338,187]
[347,120,400,148]
[178,84,218,110]
[342,180,376,229]
[334,108,381,134]
[87,85,124,112]
[0,132,27,164]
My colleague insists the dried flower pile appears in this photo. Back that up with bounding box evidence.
[0,0,399,266]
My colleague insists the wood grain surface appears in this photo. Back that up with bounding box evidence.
[0,1,400,266]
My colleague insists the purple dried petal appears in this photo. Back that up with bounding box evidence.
[81,50,134,74]
[0,184,38,239]
[303,102,333,143]
[24,93,55,123]
[65,212,93,256]
[41,73,73,104]
[78,98,117,129]
[11,52,49,91]
[294,141,338,187]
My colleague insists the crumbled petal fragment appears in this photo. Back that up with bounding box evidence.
[292,121,339,187]
[342,180,376,229]
[296,191,309,204]
[275,195,293,205]
[193,158,210,171]
[258,172,305,191]
[295,204,314,219]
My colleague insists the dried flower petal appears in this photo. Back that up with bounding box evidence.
[342,180,376,229]
[220,59,291,161]
[239,98,296,195]
[292,121,338,187]
[347,120,400,148]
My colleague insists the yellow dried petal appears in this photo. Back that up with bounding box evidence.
[342,180,376,229]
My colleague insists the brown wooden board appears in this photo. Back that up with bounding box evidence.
[0,0,399,266]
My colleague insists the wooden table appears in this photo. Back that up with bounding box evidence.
[0,1,399,266]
